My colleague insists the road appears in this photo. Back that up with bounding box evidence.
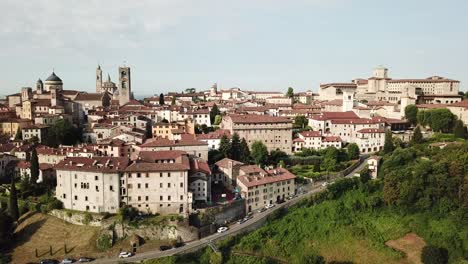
[95,158,368,263]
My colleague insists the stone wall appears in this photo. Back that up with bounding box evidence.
[111,220,198,242]
[49,209,103,227]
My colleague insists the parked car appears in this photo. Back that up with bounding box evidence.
[237,218,247,224]
[40,260,58,264]
[159,245,172,251]
[118,252,133,258]
[265,203,275,209]
[60,258,74,264]
[78,257,93,262]
[257,207,267,213]
[217,226,229,233]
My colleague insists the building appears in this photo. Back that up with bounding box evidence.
[22,124,49,143]
[139,137,209,160]
[354,128,385,154]
[0,154,18,182]
[0,118,32,138]
[196,129,231,150]
[189,158,212,204]
[214,158,245,190]
[123,151,193,215]
[367,156,382,179]
[220,114,293,154]
[118,66,132,106]
[55,157,129,213]
[293,131,342,152]
[236,166,296,213]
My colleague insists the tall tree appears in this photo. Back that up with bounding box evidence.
[268,150,288,166]
[404,104,418,126]
[383,129,395,154]
[30,148,39,184]
[411,126,423,144]
[159,93,165,105]
[210,104,220,124]
[453,119,466,139]
[250,141,268,166]
[293,115,308,129]
[347,143,360,160]
[322,147,339,172]
[14,127,22,140]
[286,87,294,98]
[9,176,19,221]
[145,120,153,138]
[239,138,250,163]
[218,135,231,158]
[229,133,241,161]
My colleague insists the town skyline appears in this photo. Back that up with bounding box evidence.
[2,0,468,95]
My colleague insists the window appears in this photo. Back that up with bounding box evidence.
[95,186,99,192]
[74,195,77,200]
[137,183,141,189]
[145,196,149,201]
[160,196,163,201]
[110,185,114,191]
[167,183,171,188]
[168,195,171,201]
[160,173,163,177]
[74,174,77,179]
[137,173,141,178]
[138,196,141,201]
[63,194,66,199]
[180,195,183,200]
[146,173,149,178]
[74,183,77,188]
[85,196,88,201]
[180,182,183,188]
[168,173,171,177]
[160,183,163,188]
[145,183,149,188]
[95,176,99,181]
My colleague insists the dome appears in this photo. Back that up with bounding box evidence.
[45,72,62,82]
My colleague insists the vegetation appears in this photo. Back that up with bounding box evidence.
[346,143,360,160]
[293,115,308,129]
[286,87,294,98]
[30,147,39,184]
[411,126,423,145]
[210,104,221,124]
[453,119,467,139]
[43,119,82,147]
[8,176,19,221]
[383,129,394,154]
[417,108,455,133]
[96,233,113,251]
[421,245,449,264]
[404,104,418,126]
[250,141,268,166]
[159,93,165,105]
[14,127,22,140]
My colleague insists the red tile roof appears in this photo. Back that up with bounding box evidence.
[227,114,291,124]
[237,167,296,188]
[357,128,385,133]
[215,158,244,168]
[141,137,207,147]
[55,157,129,173]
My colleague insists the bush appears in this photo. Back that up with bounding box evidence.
[96,233,113,251]
[83,212,93,225]
[421,245,448,264]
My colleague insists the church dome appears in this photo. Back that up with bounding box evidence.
[45,72,62,82]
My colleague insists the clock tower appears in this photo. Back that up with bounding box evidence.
[118,66,131,105]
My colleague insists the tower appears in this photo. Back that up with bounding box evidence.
[96,65,102,93]
[36,79,43,95]
[118,66,131,105]
[342,87,356,112]
[21,87,32,102]
[210,83,218,96]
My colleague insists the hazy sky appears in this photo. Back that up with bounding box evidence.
[1,0,467,96]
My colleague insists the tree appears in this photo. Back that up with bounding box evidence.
[404,105,418,126]
[359,166,371,183]
[210,104,220,124]
[417,109,454,132]
[322,147,339,172]
[268,150,288,166]
[239,138,250,163]
[411,126,423,144]
[44,119,82,147]
[171,96,176,105]
[14,127,22,140]
[30,148,39,184]
[286,87,294,98]
[9,176,19,221]
[214,115,222,126]
[229,133,241,161]
[453,119,466,139]
[347,143,360,160]
[383,129,394,154]
[421,245,448,264]
[159,93,165,105]
[293,115,308,129]
[218,135,231,158]
[251,141,268,166]
[145,120,153,138]
[0,210,13,248]
[465,91,468,99]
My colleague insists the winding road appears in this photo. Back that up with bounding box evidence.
[94,158,368,263]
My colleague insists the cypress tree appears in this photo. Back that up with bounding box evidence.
[239,138,250,163]
[453,119,466,139]
[159,93,165,105]
[30,148,39,184]
[411,126,423,144]
[230,133,241,161]
[9,175,19,221]
[383,129,395,154]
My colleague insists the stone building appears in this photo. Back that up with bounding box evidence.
[220,114,293,154]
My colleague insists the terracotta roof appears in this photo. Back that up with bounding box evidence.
[141,137,207,148]
[215,158,244,168]
[323,99,343,106]
[196,129,231,140]
[55,157,129,173]
[310,111,359,121]
[240,165,267,175]
[74,92,104,101]
[330,118,380,125]
[299,131,322,137]
[125,156,190,172]
[448,99,468,108]
[238,167,296,188]
[190,158,211,175]
[357,128,385,133]
[17,160,31,169]
[320,83,357,89]
[323,136,341,142]
[227,114,291,124]
[138,150,187,162]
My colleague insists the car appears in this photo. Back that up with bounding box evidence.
[217,226,228,233]
[237,218,248,224]
[321,182,329,187]
[40,260,58,264]
[265,203,275,209]
[244,215,252,220]
[257,207,267,213]
[118,252,133,258]
[78,257,93,262]
[159,245,172,251]
[61,258,74,264]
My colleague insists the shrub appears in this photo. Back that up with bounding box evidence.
[96,233,113,251]
[66,211,72,218]
[83,212,93,225]
[101,212,111,219]
[421,245,449,264]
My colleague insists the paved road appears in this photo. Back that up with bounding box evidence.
[95,157,369,263]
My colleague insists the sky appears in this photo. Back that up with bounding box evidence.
[1,0,467,97]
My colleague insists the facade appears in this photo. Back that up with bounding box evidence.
[367,156,382,179]
[293,131,341,152]
[55,157,129,213]
[354,128,385,154]
[237,166,296,213]
[118,66,132,106]
[214,158,245,190]
[139,137,209,160]
[220,114,293,154]
[22,124,49,143]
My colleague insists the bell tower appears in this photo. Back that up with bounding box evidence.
[96,65,102,93]
[118,65,131,105]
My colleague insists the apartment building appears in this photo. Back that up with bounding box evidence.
[354,128,385,153]
[292,131,342,152]
[214,158,245,190]
[220,114,293,154]
[55,157,129,213]
[22,124,49,143]
[236,166,296,213]
[139,137,208,160]
[122,151,193,215]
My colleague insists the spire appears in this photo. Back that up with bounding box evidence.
[97,64,101,70]
[107,74,111,82]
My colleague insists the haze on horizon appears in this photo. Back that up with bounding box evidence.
[1,0,467,96]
